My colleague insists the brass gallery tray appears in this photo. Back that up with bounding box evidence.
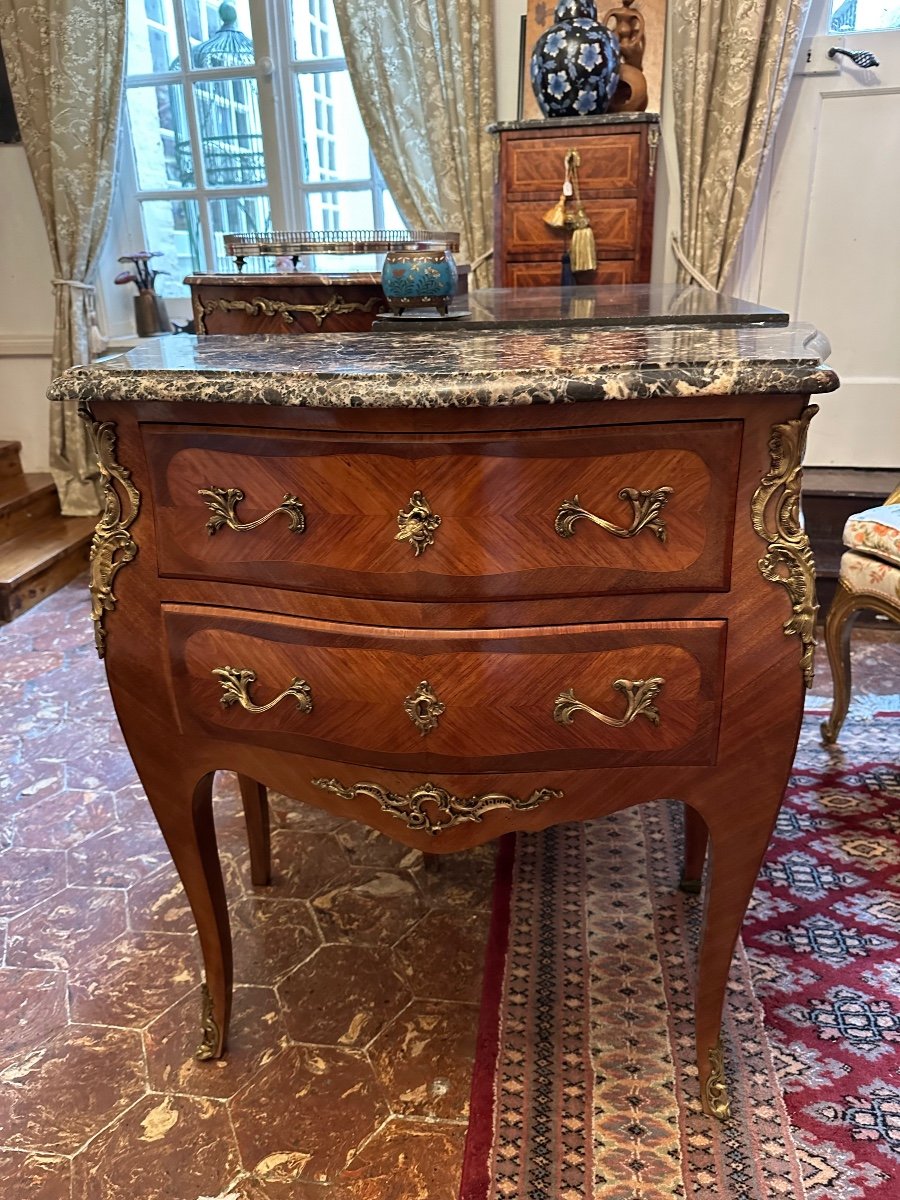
[223,229,461,270]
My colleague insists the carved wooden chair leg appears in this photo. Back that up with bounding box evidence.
[238,775,271,886]
[821,582,863,745]
[139,763,233,1059]
[680,804,708,893]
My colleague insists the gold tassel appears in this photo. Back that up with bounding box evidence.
[569,211,597,272]
[543,195,568,228]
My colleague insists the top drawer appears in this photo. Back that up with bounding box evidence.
[142,421,741,601]
[504,133,641,198]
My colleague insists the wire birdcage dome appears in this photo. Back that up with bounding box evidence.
[169,3,255,70]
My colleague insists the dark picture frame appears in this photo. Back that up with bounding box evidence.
[0,41,21,145]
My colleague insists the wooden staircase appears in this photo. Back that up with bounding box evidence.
[0,440,96,622]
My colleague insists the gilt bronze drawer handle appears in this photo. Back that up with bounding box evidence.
[554,677,665,729]
[312,777,562,836]
[395,490,441,555]
[555,487,673,542]
[213,666,313,715]
[404,680,446,735]
[199,486,306,536]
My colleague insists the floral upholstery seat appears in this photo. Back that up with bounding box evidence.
[843,503,900,569]
[821,488,900,744]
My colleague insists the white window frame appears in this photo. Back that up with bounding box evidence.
[101,0,392,336]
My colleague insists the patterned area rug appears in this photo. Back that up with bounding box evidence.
[461,706,900,1200]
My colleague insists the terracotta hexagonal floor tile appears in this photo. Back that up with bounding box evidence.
[393,908,489,1004]
[66,824,171,889]
[230,1045,389,1186]
[145,984,288,1099]
[0,1025,146,1154]
[0,1149,72,1200]
[410,843,498,910]
[5,887,127,971]
[112,781,161,827]
[225,1173,351,1200]
[339,1117,467,1199]
[368,999,479,1121]
[232,897,322,986]
[334,824,423,871]
[68,931,199,1028]
[311,869,427,946]
[0,850,66,920]
[72,1094,240,1200]
[277,944,411,1048]
[0,970,68,1071]
[12,788,116,850]
[232,830,350,899]
[126,865,196,935]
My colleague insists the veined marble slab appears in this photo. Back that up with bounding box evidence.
[49,324,839,409]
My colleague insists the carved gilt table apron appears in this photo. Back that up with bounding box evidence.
[49,325,839,1120]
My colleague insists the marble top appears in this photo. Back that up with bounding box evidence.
[374,285,788,331]
[49,324,839,409]
[488,113,660,133]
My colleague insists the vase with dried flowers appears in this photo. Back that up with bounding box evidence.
[115,251,171,337]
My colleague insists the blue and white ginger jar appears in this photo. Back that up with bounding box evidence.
[531,0,620,119]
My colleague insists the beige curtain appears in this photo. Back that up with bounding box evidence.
[332,0,495,287]
[0,1,125,514]
[671,0,811,290]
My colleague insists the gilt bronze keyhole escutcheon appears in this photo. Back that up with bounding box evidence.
[395,491,441,555]
[404,680,445,735]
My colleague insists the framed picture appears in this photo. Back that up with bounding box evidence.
[0,42,21,145]
[518,0,667,122]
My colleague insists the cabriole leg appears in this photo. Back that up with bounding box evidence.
[137,759,232,1059]
[821,583,863,745]
[238,775,271,886]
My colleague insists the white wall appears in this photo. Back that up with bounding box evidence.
[0,145,54,473]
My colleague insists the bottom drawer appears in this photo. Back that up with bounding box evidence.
[164,605,725,773]
[505,260,635,288]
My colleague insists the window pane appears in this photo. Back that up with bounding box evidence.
[297,71,370,182]
[381,189,405,230]
[292,0,344,59]
[307,190,376,270]
[184,0,257,69]
[127,0,179,76]
[194,76,267,186]
[138,198,203,296]
[209,195,273,271]
[829,0,900,31]
[126,83,193,190]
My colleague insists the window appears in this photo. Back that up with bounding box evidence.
[123,1,400,296]
[829,0,900,32]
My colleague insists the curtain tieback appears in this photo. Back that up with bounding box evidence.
[470,247,493,272]
[670,238,718,293]
[52,278,95,292]
[51,279,109,357]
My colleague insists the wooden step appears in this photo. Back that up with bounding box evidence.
[0,440,24,479]
[0,473,60,545]
[0,515,95,623]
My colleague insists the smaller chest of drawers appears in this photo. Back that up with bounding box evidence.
[490,114,659,289]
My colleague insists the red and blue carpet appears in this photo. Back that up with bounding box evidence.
[462,704,899,1200]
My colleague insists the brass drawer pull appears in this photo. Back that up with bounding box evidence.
[199,486,306,536]
[555,487,673,541]
[404,680,445,735]
[396,490,441,555]
[554,677,664,729]
[312,777,562,835]
[213,666,313,715]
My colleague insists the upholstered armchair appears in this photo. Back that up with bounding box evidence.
[821,483,900,743]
